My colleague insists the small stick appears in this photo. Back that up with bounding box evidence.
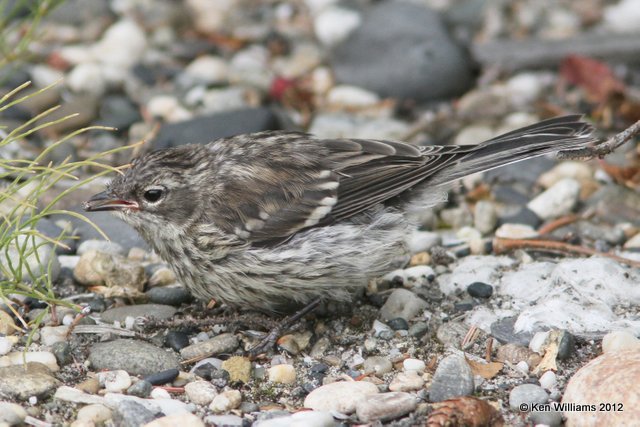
[537,213,584,235]
[558,119,640,160]
[493,237,640,268]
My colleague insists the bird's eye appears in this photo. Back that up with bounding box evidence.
[143,188,164,203]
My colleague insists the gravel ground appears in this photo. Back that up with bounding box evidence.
[2,0,640,426]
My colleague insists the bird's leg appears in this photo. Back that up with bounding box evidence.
[558,119,640,160]
[248,298,321,356]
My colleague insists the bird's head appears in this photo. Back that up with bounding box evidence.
[83,145,211,231]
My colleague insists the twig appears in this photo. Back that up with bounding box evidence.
[493,237,640,268]
[558,119,640,160]
[537,213,583,235]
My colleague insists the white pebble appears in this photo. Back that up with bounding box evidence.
[185,380,218,405]
[326,85,379,108]
[97,370,131,393]
[602,330,640,353]
[183,55,228,84]
[150,387,172,399]
[1,351,59,371]
[67,63,106,95]
[527,178,581,220]
[516,360,530,374]
[0,337,13,355]
[495,223,539,240]
[604,0,640,33]
[314,6,361,46]
[403,358,426,373]
[209,389,242,413]
[539,370,557,390]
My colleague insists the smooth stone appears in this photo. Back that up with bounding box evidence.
[89,339,179,376]
[111,400,157,427]
[73,250,146,290]
[184,380,218,406]
[355,391,417,423]
[209,389,242,413]
[0,234,60,284]
[527,178,581,220]
[101,304,177,323]
[54,386,105,404]
[97,95,142,131]
[428,355,474,402]
[331,1,473,101]
[406,231,442,253]
[602,330,640,353]
[165,331,190,352]
[467,282,494,298]
[363,356,393,376]
[539,371,557,390]
[0,351,59,371]
[77,239,125,256]
[103,392,191,416]
[254,411,335,427]
[146,286,191,307]
[97,370,132,393]
[379,289,428,322]
[39,325,70,346]
[563,350,640,425]
[509,384,549,411]
[529,410,563,427]
[144,369,179,386]
[0,401,27,425]
[474,200,498,234]
[389,371,424,392]
[304,381,379,413]
[127,380,152,398]
[0,362,59,401]
[180,333,239,359]
[403,358,426,373]
[152,108,281,150]
[76,404,113,425]
[204,415,244,427]
[143,413,205,427]
[494,223,539,240]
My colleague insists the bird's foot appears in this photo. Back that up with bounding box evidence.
[248,298,321,357]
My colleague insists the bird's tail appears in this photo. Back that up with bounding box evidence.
[429,115,597,186]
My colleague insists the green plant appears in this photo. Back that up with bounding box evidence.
[0,81,133,322]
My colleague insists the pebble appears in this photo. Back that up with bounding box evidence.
[304,381,379,413]
[111,399,157,427]
[0,337,13,355]
[220,356,252,383]
[0,362,59,401]
[166,331,190,352]
[204,415,244,427]
[150,387,172,399]
[254,411,335,427]
[314,6,361,47]
[355,392,417,423]
[428,355,474,402]
[182,55,228,85]
[372,320,394,339]
[127,380,152,398]
[538,161,593,188]
[143,412,205,427]
[529,410,563,427]
[1,234,60,284]
[146,286,191,306]
[77,239,125,256]
[406,231,442,253]
[494,223,539,239]
[498,206,542,229]
[326,84,379,108]
[539,370,557,390]
[408,322,429,339]
[379,289,428,322]
[76,404,112,425]
[101,304,177,323]
[602,330,640,353]
[40,325,70,346]
[403,358,426,373]
[467,282,494,298]
[387,317,409,331]
[563,349,640,424]
[185,380,218,405]
[331,1,473,101]
[88,339,179,376]
[509,384,549,411]
[0,351,59,371]
[389,370,424,392]
[267,364,296,384]
[0,401,27,425]
[527,178,581,220]
[73,250,146,290]
[209,389,242,413]
[364,356,393,376]
[97,370,132,393]
[474,200,498,234]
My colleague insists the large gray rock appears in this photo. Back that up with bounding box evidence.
[331,1,474,102]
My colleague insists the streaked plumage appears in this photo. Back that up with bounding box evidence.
[85,115,596,312]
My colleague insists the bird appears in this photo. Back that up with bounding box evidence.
[84,115,596,313]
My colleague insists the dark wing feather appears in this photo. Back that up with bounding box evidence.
[210,116,595,244]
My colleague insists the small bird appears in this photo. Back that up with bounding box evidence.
[85,115,595,313]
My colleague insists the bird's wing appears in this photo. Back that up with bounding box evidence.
[210,115,595,244]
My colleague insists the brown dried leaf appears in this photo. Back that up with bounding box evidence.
[427,396,504,427]
[466,356,503,379]
[560,55,625,103]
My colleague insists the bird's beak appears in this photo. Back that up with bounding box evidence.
[83,191,139,212]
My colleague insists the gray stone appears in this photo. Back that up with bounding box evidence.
[379,289,428,322]
[0,362,59,401]
[428,355,474,402]
[111,400,158,427]
[0,401,27,425]
[89,339,179,376]
[509,384,549,411]
[331,1,473,102]
[100,304,177,323]
[180,333,239,359]
[0,234,60,284]
[355,392,417,422]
